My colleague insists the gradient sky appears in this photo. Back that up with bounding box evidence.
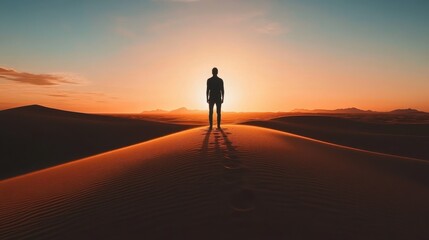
[1,0,428,113]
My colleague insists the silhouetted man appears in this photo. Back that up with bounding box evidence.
[206,67,224,129]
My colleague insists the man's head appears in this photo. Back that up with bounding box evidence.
[212,67,218,76]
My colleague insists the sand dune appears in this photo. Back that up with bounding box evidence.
[244,116,429,160]
[1,125,428,239]
[0,105,192,179]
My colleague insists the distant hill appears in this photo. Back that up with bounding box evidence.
[2,104,83,116]
[141,109,168,114]
[389,108,427,114]
[170,107,205,114]
[292,107,428,114]
[142,107,205,114]
[292,107,373,114]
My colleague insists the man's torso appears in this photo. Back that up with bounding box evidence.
[207,77,223,101]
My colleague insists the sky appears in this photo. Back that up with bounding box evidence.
[1,0,428,113]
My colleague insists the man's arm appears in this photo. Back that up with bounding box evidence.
[220,79,224,103]
[206,80,210,103]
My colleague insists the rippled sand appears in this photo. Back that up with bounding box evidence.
[1,125,428,239]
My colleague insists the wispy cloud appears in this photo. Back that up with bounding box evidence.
[0,67,76,86]
[44,90,118,100]
[255,21,284,35]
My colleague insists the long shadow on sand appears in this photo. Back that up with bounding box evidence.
[200,127,255,212]
[200,127,238,161]
[201,128,212,155]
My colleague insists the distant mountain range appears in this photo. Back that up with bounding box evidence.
[388,108,427,114]
[141,109,168,113]
[291,107,373,114]
[142,107,205,114]
[291,107,427,114]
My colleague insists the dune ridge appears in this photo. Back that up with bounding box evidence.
[1,125,428,239]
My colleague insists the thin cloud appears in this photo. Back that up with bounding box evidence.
[256,21,284,35]
[44,90,117,101]
[0,67,76,86]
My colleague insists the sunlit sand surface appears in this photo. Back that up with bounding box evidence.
[1,125,428,239]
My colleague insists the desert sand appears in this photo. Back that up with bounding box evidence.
[0,105,192,179]
[244,116,429,160]
[1,125,428,239]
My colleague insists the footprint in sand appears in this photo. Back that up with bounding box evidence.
[222,159,242,169]
[229,188,255,212]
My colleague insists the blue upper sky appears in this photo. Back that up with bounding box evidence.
[1,0,427,69]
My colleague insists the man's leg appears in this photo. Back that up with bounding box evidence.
[208,101,215,129]
[216,101,222,128]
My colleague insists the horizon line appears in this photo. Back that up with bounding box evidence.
[1,104,428,114]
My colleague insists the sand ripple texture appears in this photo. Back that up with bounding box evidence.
[1,125,429,239]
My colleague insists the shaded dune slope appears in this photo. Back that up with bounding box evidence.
[0,105,192,179]
[1,125,428,239]
[244,116,429,160]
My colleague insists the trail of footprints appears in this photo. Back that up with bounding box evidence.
[202,128,255,212]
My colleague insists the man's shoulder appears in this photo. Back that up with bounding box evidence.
[207,76,223,82]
